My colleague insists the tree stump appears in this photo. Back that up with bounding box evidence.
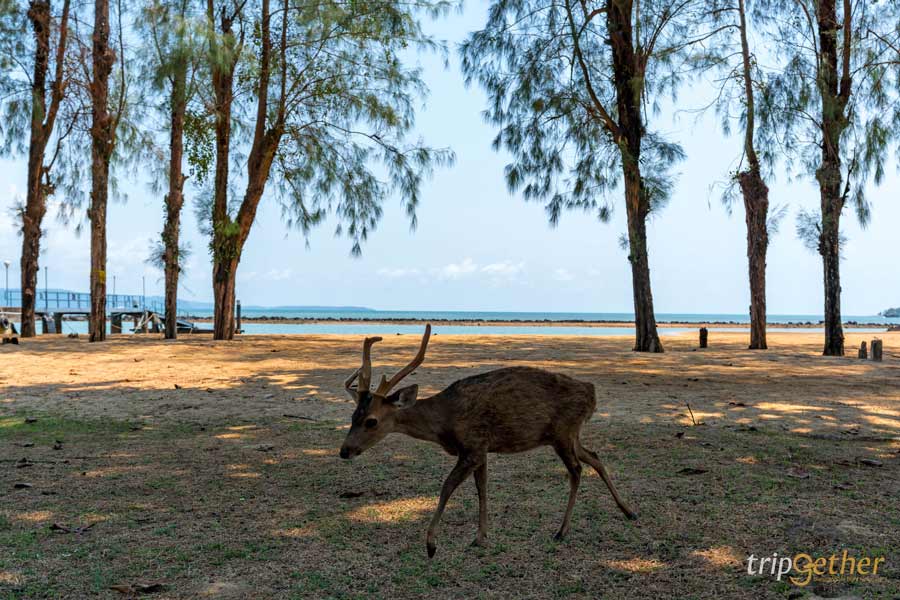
[858,341,867,359]
[699,327,708,348]
[871,339,883,362]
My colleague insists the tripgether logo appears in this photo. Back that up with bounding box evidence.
[747,551,886,587]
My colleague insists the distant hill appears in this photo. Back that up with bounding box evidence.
[176,299,374,312]
[248,305,374,312]
[881,307,900,318]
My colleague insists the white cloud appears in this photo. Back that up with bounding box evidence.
[553,268,575,282]
[438,257,478,280]
[481,260,524,276]
[265,268,293,281]
[375,258,526,285]
[377,267,422,278]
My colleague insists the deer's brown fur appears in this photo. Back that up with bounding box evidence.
[340,326,637,557]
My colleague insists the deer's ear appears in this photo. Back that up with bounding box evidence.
[386,384,418,410]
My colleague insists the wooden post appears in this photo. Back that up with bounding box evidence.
[53,312,63,333]
[699,327,708,348]
[236,300,242,334]
[111,313,122,334]
[858,341,867,359]
[871,339,883,362]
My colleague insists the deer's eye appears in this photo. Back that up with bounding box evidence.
[364,418,378,429]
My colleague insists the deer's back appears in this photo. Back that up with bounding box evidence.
[432,366,595,454]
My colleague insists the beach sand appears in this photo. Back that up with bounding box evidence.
[1,331,898,598]
[2,330,898,436]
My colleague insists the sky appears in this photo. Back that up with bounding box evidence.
[0,4,898,316]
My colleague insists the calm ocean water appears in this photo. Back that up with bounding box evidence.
[11,310,896,336]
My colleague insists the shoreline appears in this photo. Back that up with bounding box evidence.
[187,316,895,329]
[3,308,895,329]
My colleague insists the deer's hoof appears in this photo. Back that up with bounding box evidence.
[426,542,436,558]
[470,536,487,548]
[624,509,638,521]
[553,530,567,542]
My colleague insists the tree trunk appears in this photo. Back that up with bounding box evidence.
[608,0,662,353]
[163,61,187,340]
[736,0,768,350]
[89,0,114,342]
[213,256,237,339]
[815,0,848,357]
[20,1,53,338]
[209,1,237,341]
[623,171,662,352]
[820,196,843,355]
[738,168,769,349]
[19,201,42,338]
[209,0,281,340]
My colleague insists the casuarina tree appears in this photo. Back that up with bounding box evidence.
[462,0,708,352]
[0,0,77,336]
[759,0,900,356]
[199,0,453,339]
[141,0,203,339]
[697,0,783,349]
[86,0,146,341]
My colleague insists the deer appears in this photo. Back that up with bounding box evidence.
[339,324,637,557]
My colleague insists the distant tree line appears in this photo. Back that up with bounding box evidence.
[1,0,898,354]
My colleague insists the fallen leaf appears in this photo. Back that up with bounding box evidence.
[339,491,365,499]
[787,467,810,479]
[728,401,747,407]
[858,458,883,468]
[677,468,708,476]
[674,431,685,439]
[174,384,182,389]
[283,414,316,421]
[13,482,33,489]
[110,582,166,595]
[24,417,37,424]
[50,522,95,534]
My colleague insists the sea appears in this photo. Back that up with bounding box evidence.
[8,309,897,336]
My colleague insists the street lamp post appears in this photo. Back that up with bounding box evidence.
[3,260,9,308]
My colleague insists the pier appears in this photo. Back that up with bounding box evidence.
[3,289,213,335]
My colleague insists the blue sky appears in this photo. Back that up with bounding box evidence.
[1,4,898,315]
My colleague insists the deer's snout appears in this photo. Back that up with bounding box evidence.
[339,446,357,460]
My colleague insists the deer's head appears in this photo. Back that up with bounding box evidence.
[339,325,431,459]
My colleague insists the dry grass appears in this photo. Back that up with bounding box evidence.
[1,331,899,599]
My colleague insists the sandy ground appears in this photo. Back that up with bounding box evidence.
[1,331,899,599]
[2,330,899,437]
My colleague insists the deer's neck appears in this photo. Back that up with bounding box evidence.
[394,396,446,446]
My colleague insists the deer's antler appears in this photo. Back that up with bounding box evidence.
[354,336,382,393]
[374,324,431,396]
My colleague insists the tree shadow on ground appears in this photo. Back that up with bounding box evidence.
[1,333,899,597]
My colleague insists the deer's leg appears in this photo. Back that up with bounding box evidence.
[471,460,488,547]
[576,443,637,520]
[553,442,582,540]
[426,453,481,558]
